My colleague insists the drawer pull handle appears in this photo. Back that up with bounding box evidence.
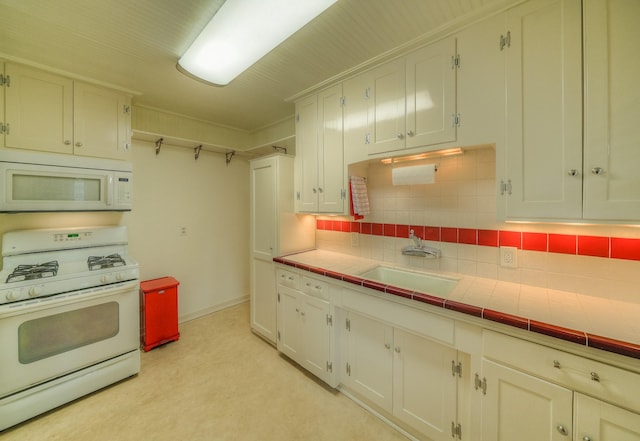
[553,360,561,369]
[590,372,600,382]
[556,425,569,436]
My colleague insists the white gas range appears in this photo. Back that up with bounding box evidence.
[0,226,141,431]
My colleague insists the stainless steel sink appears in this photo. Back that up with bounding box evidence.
[358,266,458,296]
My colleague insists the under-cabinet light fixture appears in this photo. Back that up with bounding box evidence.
[380,148,464,165]
[177,0,337,86]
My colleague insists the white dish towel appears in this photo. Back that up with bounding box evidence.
[350,176,370,216]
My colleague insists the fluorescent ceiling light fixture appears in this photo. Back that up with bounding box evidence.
[380,148,464,164]
[177,0,337,86]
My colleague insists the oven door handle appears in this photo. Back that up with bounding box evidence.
[0,280,140,318]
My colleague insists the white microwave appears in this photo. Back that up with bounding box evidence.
[0,151,132,212]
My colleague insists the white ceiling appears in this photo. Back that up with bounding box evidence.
[0,0,513,133]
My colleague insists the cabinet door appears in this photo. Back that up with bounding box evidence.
[344,312,393,412]
[301,294,332,385]
[4,63,73,154]
[456,12,506,148]
[393,329,457,441]
[277,286,303,360]
[251,257,277,343]
[343,74,371,165]
[405,37,456,149]
[503,0,583,220]
[74,82,131,160]
[583,0,640,220]
[249,158,277,343]
[367,59,406,155]
[481,359,573,441]
[317,84,345,213]
[295,95,319,212]
[575,393,640,441]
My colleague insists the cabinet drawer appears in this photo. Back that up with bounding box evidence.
[301,276,329,300]
[484,330,640,413]
[276,269,300,289]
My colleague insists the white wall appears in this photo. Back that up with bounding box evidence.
[126,139,249,321]
[0,139,250,323]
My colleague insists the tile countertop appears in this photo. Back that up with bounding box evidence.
[274,249,640,360]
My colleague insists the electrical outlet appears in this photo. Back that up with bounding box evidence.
[500,246,518,268]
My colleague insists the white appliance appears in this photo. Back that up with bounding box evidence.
[249,154,315,343]
[0,226,140,431]
[0,150,132,212]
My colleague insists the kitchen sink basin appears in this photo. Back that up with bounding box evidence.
[358,266,459,296]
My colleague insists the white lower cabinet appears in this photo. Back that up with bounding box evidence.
[575,393,640,441]
[276,282,337,388]
[481,359,573,440]
[480,330,640,441]
[341,309,465,441]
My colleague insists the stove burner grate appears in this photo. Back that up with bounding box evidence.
[6,261,60,283]
[87,254,126,271]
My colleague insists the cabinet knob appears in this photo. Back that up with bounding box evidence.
[590,372,600,382]
[385,343,391,350]
[318,187,323,193]
[591,167,605,175]
[312,188,317,194]
[396,133,404,140]
[568,169,579,176]
[394,346,401,353]
[64,140,72,145]
[556,425,569,436]
[553,360,561,369]
[406,130,414,137]
[75,142,83,147]
[583,437,592,441]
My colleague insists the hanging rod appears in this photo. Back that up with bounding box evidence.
[155,138,163,155]
[194,144,203,160]
[225,151,236,165]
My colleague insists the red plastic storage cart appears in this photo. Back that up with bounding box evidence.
[140,277,180,351]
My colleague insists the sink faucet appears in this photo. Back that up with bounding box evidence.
[403,229,441,258]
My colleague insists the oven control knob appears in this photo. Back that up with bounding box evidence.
[5,290,17,301]
[100,275,112,284]
[28,286,42,297]
[115,272,124,281]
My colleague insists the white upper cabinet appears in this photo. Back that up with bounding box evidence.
[501,0,583,220]
[582,0,640,220]
[500,0,640,222]
[294,84,346,214]
[367,36,457,156]
[2,63,132,160]
[4,63,74,154]
[74,82,131,160]
[455,13,506,148]
[405,38,457,149]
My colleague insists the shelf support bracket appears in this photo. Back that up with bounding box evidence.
[155,138,163,155]
[225,151,235,166]
[272,146,287,154]
[194,144,202,160]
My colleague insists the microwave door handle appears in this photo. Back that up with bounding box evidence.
[106,175,114,206]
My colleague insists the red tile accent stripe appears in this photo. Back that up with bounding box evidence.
[316,220,640,261]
